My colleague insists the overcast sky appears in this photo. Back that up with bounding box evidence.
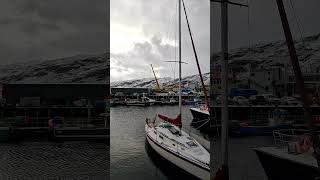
[0,1,319,82]
[111,0,320,82]
[0,0,108,65]
[111,0,210,81]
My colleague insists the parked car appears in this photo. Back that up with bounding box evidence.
[262,94,280,104]
[233,96,249,105]
[280,96,300,105]
[230,88,258,98]
[249,95,266,105]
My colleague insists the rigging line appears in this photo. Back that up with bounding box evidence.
[174,0,178,81]
[289,0,306,48]
[212,2,221,55]
[210,3,219,135]
[247,0,251,50]
[165,2,176,45]
[285,2,300,44]
[246,0,257,75]
[195,119,210,130]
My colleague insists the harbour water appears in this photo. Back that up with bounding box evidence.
[110,105,273,180]
[0,140,109,179]
[0,105,274,180]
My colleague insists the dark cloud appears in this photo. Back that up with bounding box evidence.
[0,0,109,64]
[211,0,320,51]
[111,0,320,81]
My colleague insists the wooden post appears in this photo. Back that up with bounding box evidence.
[220,0,230,178]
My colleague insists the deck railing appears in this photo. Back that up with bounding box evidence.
[273,129,309,148]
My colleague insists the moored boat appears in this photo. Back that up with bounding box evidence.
[0,126,10,142]
[145,115,210,179]
[190,106,209,122]
[231,109,294,136]
[145,0,211,178]
[125,97,151,106]
[254,129,320,180]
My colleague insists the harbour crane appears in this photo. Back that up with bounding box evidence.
[150,64,161,91]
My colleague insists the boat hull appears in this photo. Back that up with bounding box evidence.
[231,124,293,137]
[126,102,150,106]
[190,108,209,121]
[254,148,320,180]
[146,132,210,180]
[0,127,10,142]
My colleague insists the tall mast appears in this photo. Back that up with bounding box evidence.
[221,0,229,179]
[209,1,215,178]
[276,0,320,165]
[181,0,209,108]
[178,0,182,118]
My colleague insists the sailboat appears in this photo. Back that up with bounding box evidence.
[145,0,210,179]
[254,0,320,179]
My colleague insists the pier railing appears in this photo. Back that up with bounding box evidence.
[273,129,309,148]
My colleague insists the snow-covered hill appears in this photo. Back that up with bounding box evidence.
[0,33,319,85]
[110,73,210,88]
[113,33,320,88]
[0,53,109,83]
[216,33,320,72]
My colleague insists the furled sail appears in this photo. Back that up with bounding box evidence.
[158,114,182,128]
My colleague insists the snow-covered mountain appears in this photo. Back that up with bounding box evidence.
[112,33,320,88]
[0,33,319,85]
[0,53,109,83]
[110,73,210,88]
[216,33,320,72]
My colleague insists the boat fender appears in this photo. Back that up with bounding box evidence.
[298,135,312,153]
[25,116,31,126]
[48,118,54,129]
[239,122,248,127]
[312,116,320,124]
[200,105,208,111]
[213,167,228,180]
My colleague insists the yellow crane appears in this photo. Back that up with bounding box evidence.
[150,64,161,91]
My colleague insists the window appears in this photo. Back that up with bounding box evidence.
[186,141,198,147]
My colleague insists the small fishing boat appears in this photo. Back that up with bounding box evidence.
[182,98,202,105]
[161,98,178,105]
[190,106,209,122]
[254,129,320,180]
[231,109,294,136]
[126,97,153,106]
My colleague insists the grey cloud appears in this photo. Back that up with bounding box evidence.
[0,0,108,64]
[111,0,320,82]
[110,0,210,81]
[111,34,206,81]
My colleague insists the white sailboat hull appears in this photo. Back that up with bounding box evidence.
[146,130,210,180]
